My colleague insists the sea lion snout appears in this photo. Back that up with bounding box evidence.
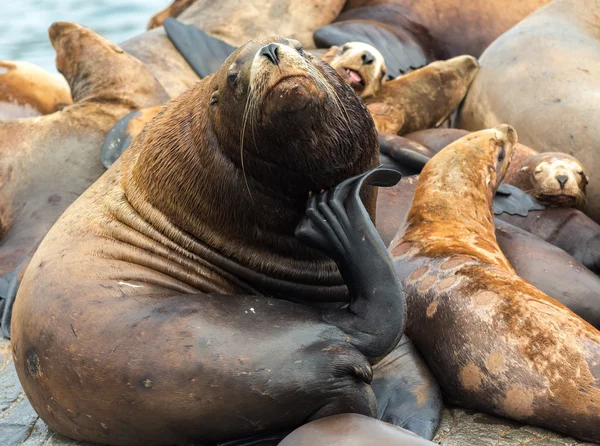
[362,51,375,65]
[556,174,568,188]
[260,43,280,65]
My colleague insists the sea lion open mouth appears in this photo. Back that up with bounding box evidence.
[341,67,365,91]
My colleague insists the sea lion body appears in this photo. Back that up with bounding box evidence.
[456,0,600,221]
[389,126,600,442]
[342,0,551,57]
[0,61,72,119]
[375,174,600,329]
[366,56,479,135]
[279,413,436,445]
[0,23,168,336]
[12,37,441,445]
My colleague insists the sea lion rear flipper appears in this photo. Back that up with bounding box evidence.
[296,166,406,361]
[372,335,442,440]
[164,18,237,78]
[378,133,431,175]
[493,183,546,217]
[0,259,28,338]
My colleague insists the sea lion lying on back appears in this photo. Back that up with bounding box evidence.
[12,36,442,445]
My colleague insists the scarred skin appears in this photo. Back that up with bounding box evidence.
[12,37,441,445]
[389,126,600,442]
[365,56,479,135]
[0,61,72,119]
[0,22,168,278]
[342,0,551,57]
[375,175,600,329]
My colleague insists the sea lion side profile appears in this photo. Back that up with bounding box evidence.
[0,22,169,337]
[389,126,600,442]
[0,61,72,119]
[12,37,441,445]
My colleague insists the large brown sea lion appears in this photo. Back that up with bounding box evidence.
[342,0,552,58]
[0,61,72,119]
[456,0,600,222]
[123,0,346,98]
[388,125,600,442]
[0,22,169,337]
[12,36,442,445]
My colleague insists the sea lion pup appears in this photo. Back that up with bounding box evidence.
[12,36,442,445]
[365,56,479,135]
[0,22,168,337]
[0,61,72,119]
[456,0,600,221]
[320,42,387,99]
[147,0,197,29]
[123,0,346,98]
[509,152,588,210]
[389,125,600,442]
[279,413,436,445]
[342,0,552,58]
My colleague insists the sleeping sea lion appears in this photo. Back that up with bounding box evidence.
[0,22,169,337]
[389,125,600,442]
[12,36,442,445]
[0,61,72,119]
[456,0,600,222]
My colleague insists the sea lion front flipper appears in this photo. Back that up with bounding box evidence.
[378,132,431,175]
[164,18,237,78]
[0,259,29,338]
[101,105,164,168]
[493,183,546,217]
[296,166,406,361]
[372,335,442,440]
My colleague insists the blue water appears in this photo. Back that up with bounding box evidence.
[0,0,170,73]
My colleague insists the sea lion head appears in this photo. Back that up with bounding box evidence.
[516,153,588,209]
[321,42,387,98]
[207,36,379,196]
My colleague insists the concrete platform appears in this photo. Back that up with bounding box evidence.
[0,339,596,446]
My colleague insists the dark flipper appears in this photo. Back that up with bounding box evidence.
[0,260,28,338]
[379,133,431,175]
[493,184,546,217]
[101,109,141,168]
[372,335,442,440]
[164,18,236,78]
[296,166,406,361]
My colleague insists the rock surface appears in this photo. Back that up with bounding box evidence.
[0,338,595,446]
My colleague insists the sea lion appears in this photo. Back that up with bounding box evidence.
[12,36,442,445]
[314,4,437,80]
[342,0,552,58]
[0,61,72,119]
[147,0,198,30]
[279,413,436,445]
[374,174,600,329]
[456,0,600,221]
[388,125,600,442]
[499,208,600,276]
[365,56,479,135]
[508,152,588,210]
[320,42,387,98]
[123,0,346,98]
[0,22,169,337]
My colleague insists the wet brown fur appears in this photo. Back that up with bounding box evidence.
[389,126,600,442]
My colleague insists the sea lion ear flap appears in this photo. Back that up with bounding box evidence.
[520,166,530,173]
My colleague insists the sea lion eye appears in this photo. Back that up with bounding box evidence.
[342,45,350,54]
[296,46,305,56]
[578,171,584,176]
[228,73,238,87]
[498,147,506,162]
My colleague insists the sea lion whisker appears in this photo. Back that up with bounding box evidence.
[239,87,255,203]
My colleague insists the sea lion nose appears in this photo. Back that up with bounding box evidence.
[260,44,280,66]
[362,51,375,65]
[556,175,568,188]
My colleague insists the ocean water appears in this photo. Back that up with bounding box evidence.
[0,0,170,73]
